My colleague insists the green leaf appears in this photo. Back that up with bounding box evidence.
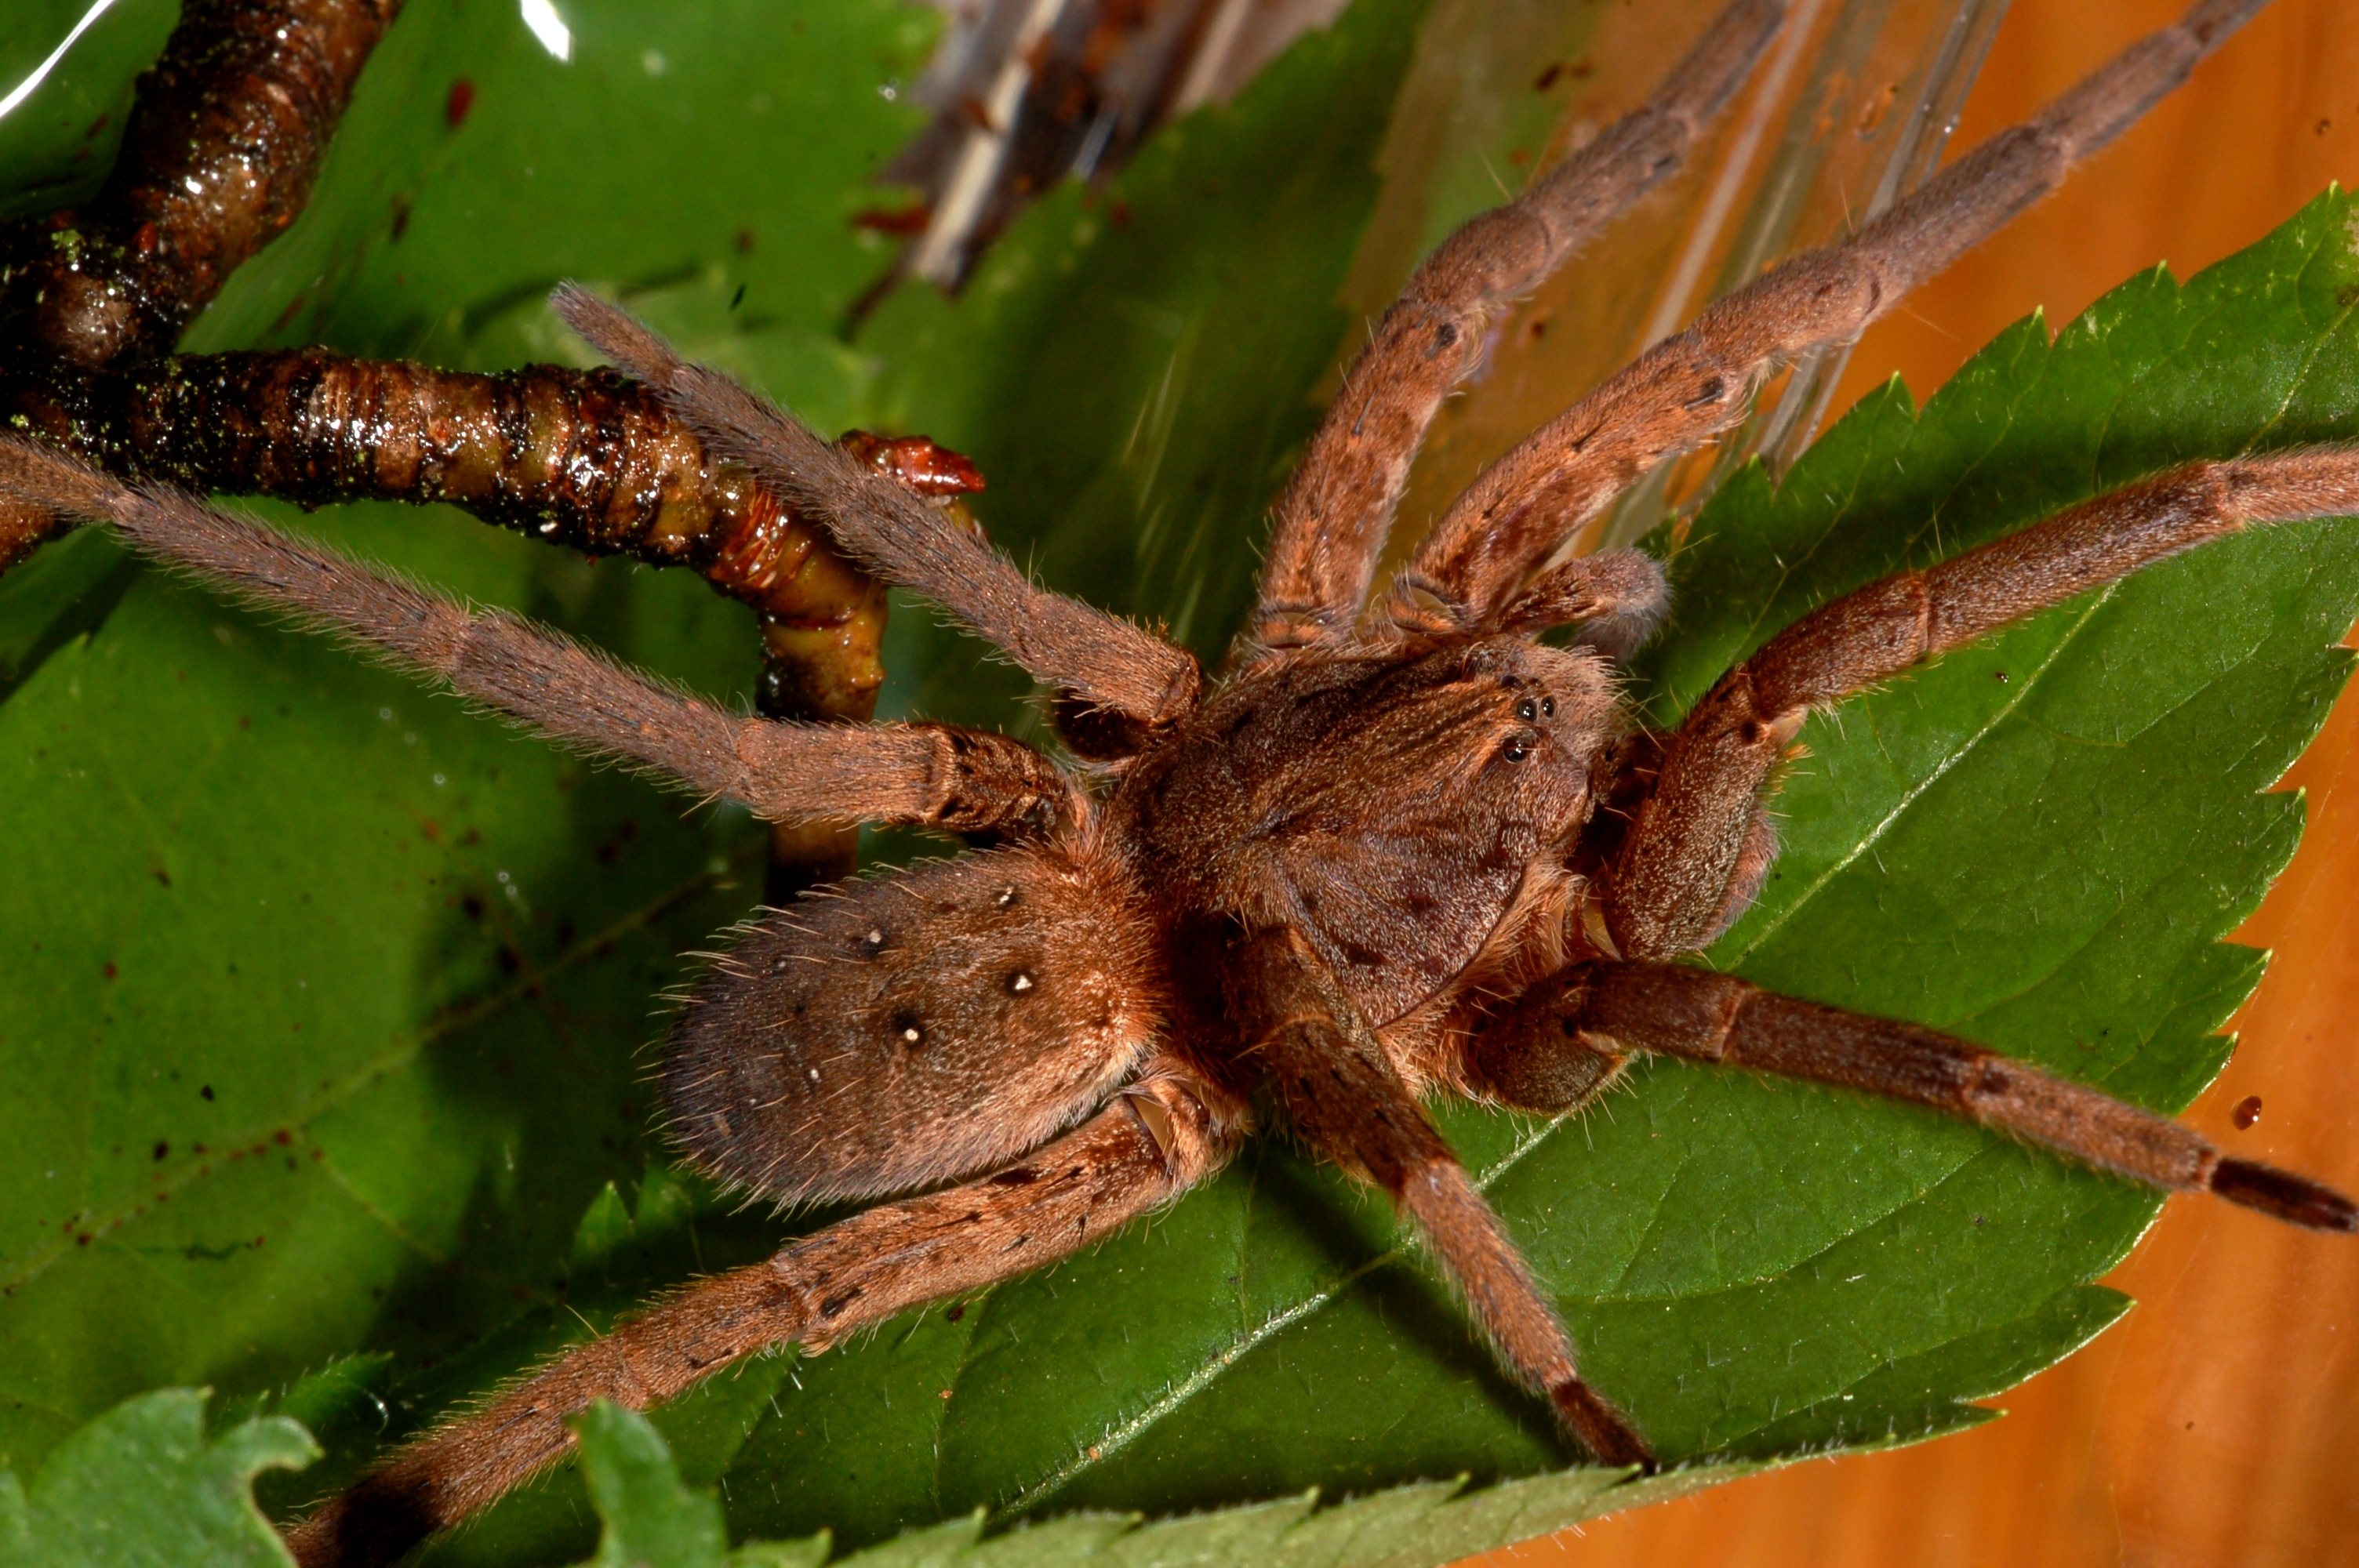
[0,0,181,224]
[0,1388,314,1566]
[557,1393,1719,1568]
[570,1401,729,1568]
[5,2,2357,1566]
[564,1401,831,1568]
[0,1388,1772,1568]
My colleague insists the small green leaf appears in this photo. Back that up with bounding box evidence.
[571,1184,634,1274]
[572,1401,729,1568]
[562,1403,840,1568]
[0,1389,312,1566]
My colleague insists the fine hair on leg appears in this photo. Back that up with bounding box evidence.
[1476,961,2358,1232]
[285,1065,1236,1568]
[1490,547,1670,655]
[551,285,1202,729]
[0,434,1072,833]
[1247,0,1787,655]
[1606,448,2359,959]
[1225,927,1652,1468]
[1393,0,2277,631]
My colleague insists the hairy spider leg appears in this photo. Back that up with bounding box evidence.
[1394,0,2277,633]
[1491,548,1673,655]
[1227,929,1653,1467]
[1247,0,1788,658]
[1467,962,2359,1232]
[0,437,1072,836]
[283,1064,1239,1568]
[1608,449,2359,959]
[552,285,1203,731]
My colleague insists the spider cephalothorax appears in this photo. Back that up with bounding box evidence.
[3,1,2355,1564]
[1116,635,1627,1020]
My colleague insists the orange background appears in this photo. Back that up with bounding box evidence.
[1460,1,2359,1565]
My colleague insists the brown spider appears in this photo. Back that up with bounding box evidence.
[2,0,2354,1563]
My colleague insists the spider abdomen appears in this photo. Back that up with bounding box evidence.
[661,838,1161,1206]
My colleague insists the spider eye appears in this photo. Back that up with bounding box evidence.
[1515,698,1538,723]
[1501,739,1531,764]
[1540,695,1555,717]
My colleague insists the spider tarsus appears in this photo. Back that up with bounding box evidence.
[2210,1158,2359,1233]
[1550,1378,1656,1472]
